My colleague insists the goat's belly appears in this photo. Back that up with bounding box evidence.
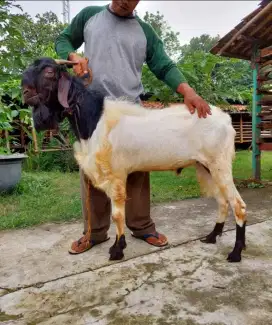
[108,115,200,172]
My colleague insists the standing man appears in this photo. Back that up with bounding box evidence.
[55,0,211,254]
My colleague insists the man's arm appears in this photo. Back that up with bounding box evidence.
[137,19,211,118]
[55,6,105,78]
[55,7,90,60]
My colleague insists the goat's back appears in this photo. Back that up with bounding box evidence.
[103,99,235,173]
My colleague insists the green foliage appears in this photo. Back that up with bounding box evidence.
[179,34,221,59]
[0,1,26,80]
[23,122,78,172]
[0,2,66,156]
[142,49,252,106]
[20,11,66,59]
[141,12,252,107]
[0,78,31,154]
[0,2,66,82]
[24,149,79,173]
[143,11,182,60]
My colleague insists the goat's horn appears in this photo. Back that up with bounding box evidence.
[54,59,78,65]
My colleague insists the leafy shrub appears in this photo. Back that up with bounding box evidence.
[24,135,79,172]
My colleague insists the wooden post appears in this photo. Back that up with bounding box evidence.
[240,114,243,143]
[252,46,262,181]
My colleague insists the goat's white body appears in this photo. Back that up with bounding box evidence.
[75,99,235,177]
[109,103,234,173]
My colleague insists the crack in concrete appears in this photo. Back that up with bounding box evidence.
[87,266,163,325]
[20,265,158,324]
[1,217,271,296]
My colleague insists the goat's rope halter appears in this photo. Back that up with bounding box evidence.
[56,58,93,244]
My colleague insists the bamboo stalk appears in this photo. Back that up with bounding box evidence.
[35,148,72,153]
[5,130,10,151]
[31,120,39,153]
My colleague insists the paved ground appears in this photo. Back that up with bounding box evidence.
[0,187,272,325]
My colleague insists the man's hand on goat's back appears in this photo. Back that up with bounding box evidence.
[177,83,212,118]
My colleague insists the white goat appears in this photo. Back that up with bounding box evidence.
[74,99,247,262]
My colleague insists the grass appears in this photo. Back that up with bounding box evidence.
[0,151,271,231]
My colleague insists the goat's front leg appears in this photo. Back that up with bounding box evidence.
[108,179,127,260]
[209,161,247,262]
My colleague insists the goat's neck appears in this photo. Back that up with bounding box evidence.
[66,80,104,141]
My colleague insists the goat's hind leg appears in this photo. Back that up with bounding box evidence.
[196,163,228,244]
[201,194,229,244]
[108,177,127,260]
[209,161,247,262]
[226,187,246,262]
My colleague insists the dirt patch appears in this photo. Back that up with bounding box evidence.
[89,308,102,318]
[106,310,225,325]
[0,311,22,322]
[182,272,271,314]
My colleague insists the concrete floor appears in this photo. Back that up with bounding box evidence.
[0,187,272,325]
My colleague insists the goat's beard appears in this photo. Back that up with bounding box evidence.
[32,103,61,132]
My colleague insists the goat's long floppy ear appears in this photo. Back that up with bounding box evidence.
[58,73,71,109]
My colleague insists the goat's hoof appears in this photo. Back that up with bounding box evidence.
[201,223,225,244]
[227,241,244,263]
[200,235,216,244]
[109,246,124,260]
[109,235,127,261]
[227,251,241,263]
[200,231,220,244]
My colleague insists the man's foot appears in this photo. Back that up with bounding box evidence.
[132,231,168,247]
[68,234,110,254]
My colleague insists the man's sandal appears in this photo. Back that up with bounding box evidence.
[68,235,110,254]
[132,231,168,247]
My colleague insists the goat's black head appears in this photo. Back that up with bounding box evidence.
[21,57,74,132]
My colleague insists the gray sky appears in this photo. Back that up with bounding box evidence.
[15,1,260,45]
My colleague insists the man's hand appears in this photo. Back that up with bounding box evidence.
[68,52,92,85]
[177,83,212,118]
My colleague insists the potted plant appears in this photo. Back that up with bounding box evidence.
[0,80,30,192]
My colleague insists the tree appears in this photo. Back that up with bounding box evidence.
[142,49,252,107]
[179,34,221,60]
[19,11,66,59]
[143,11,182,60]
[0,1,66,83]
[0,0,28,80]
[0,2,66,153]
[178,34,252,96]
